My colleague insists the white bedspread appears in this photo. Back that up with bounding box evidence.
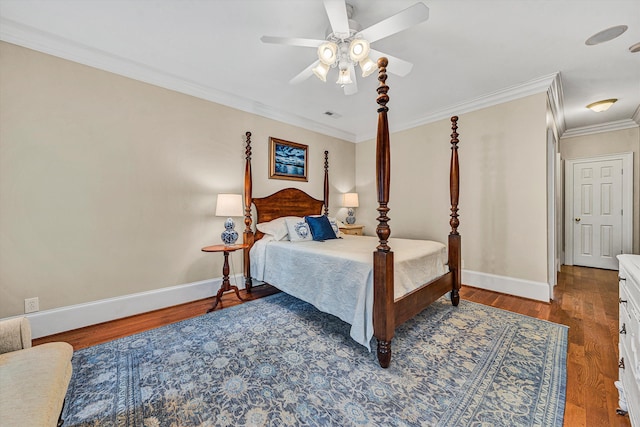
[250,235,447,350]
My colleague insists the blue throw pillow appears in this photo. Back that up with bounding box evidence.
[305,215,338,241]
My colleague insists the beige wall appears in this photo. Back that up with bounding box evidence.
[357,93,549,284]
[5,39,633,318]
[0,42,354,317]
[560,127,640,254]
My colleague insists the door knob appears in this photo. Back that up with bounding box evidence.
[574,218,581,222]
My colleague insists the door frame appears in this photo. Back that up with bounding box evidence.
[564,152,634,267]
[547,128,558,299]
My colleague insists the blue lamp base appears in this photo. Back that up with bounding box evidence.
[221,218,239,245]
[346,208,356,224]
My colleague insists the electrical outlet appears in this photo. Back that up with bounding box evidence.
[24,297,39,313]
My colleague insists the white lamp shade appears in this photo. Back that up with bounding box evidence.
[342,193,359,208]
[215,194,243,217]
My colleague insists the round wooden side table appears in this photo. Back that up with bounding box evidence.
[201,243,247,312]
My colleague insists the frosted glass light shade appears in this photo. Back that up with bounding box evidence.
[317,42,338,65]
[336,68,352,85]
[586,99,617,112]
[312,62,330,82]
[349,39,370,62]
[359,57,376,77]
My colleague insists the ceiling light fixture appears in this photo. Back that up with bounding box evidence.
[585,25,628,45]
[586,98,618,112]
[314,35,375,85]
[629,42,640,53]
[312,7,376,86]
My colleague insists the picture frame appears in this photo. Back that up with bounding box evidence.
[269,137,308,182]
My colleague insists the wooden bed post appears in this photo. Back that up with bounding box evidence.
[243,131,254,292]
[448,117,461,306]
[324,150,329,216]
[373,58,395,368]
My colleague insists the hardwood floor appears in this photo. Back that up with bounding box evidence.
[34,266,629,426]
[34,284,280,351]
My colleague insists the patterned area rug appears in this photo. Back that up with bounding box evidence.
[62,292,567,426]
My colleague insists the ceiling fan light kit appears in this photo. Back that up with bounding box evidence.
[261,0,429,95]
[314,36,373,86]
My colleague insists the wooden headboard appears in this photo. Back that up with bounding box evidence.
[253,188,324,224]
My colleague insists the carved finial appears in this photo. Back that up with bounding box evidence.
[324,150,329,216]
[449,116,460,235]
[244,131,253,234]
[376,57,389,114]
[245,131,252,160]
[450,117,458,148]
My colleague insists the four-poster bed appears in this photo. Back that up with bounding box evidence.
[241,58,461,368]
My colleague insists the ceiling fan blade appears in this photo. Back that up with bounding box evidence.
[289,60,319,85]
[369,49,414,76]
[261,36,324,48]
[357,3,429,43]
[343,64,358,95]
[323,0,350,38]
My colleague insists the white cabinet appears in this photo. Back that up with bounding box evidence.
[618,254,640,426]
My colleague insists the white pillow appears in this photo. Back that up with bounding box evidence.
[328,217,343,237]
[256,217,296,241]
[285,217,313,242]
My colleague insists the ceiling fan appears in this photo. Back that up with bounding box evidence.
[260,0,429,95]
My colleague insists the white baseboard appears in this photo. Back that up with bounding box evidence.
[462,269,550,302]
[24,275,244,339]
[17,270,547,338]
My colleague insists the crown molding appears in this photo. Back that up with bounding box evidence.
[561,119,640,139]
[355,72,558,143]
[1,18,570,144]
[546,72,566,138]
[633,104,640,125]
[0,18,357,143]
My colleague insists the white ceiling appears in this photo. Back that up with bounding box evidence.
[1,0,639,142]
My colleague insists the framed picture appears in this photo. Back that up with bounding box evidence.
[269,137,308,182]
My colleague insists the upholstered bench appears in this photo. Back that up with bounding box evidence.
[0,317,73,427]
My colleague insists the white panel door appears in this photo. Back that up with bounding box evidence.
[572,159,623,269]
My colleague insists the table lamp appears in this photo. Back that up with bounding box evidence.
[215,193,243,245]
[342,192,359,225]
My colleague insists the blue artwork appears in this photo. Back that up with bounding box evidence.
[274,143,305,177]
